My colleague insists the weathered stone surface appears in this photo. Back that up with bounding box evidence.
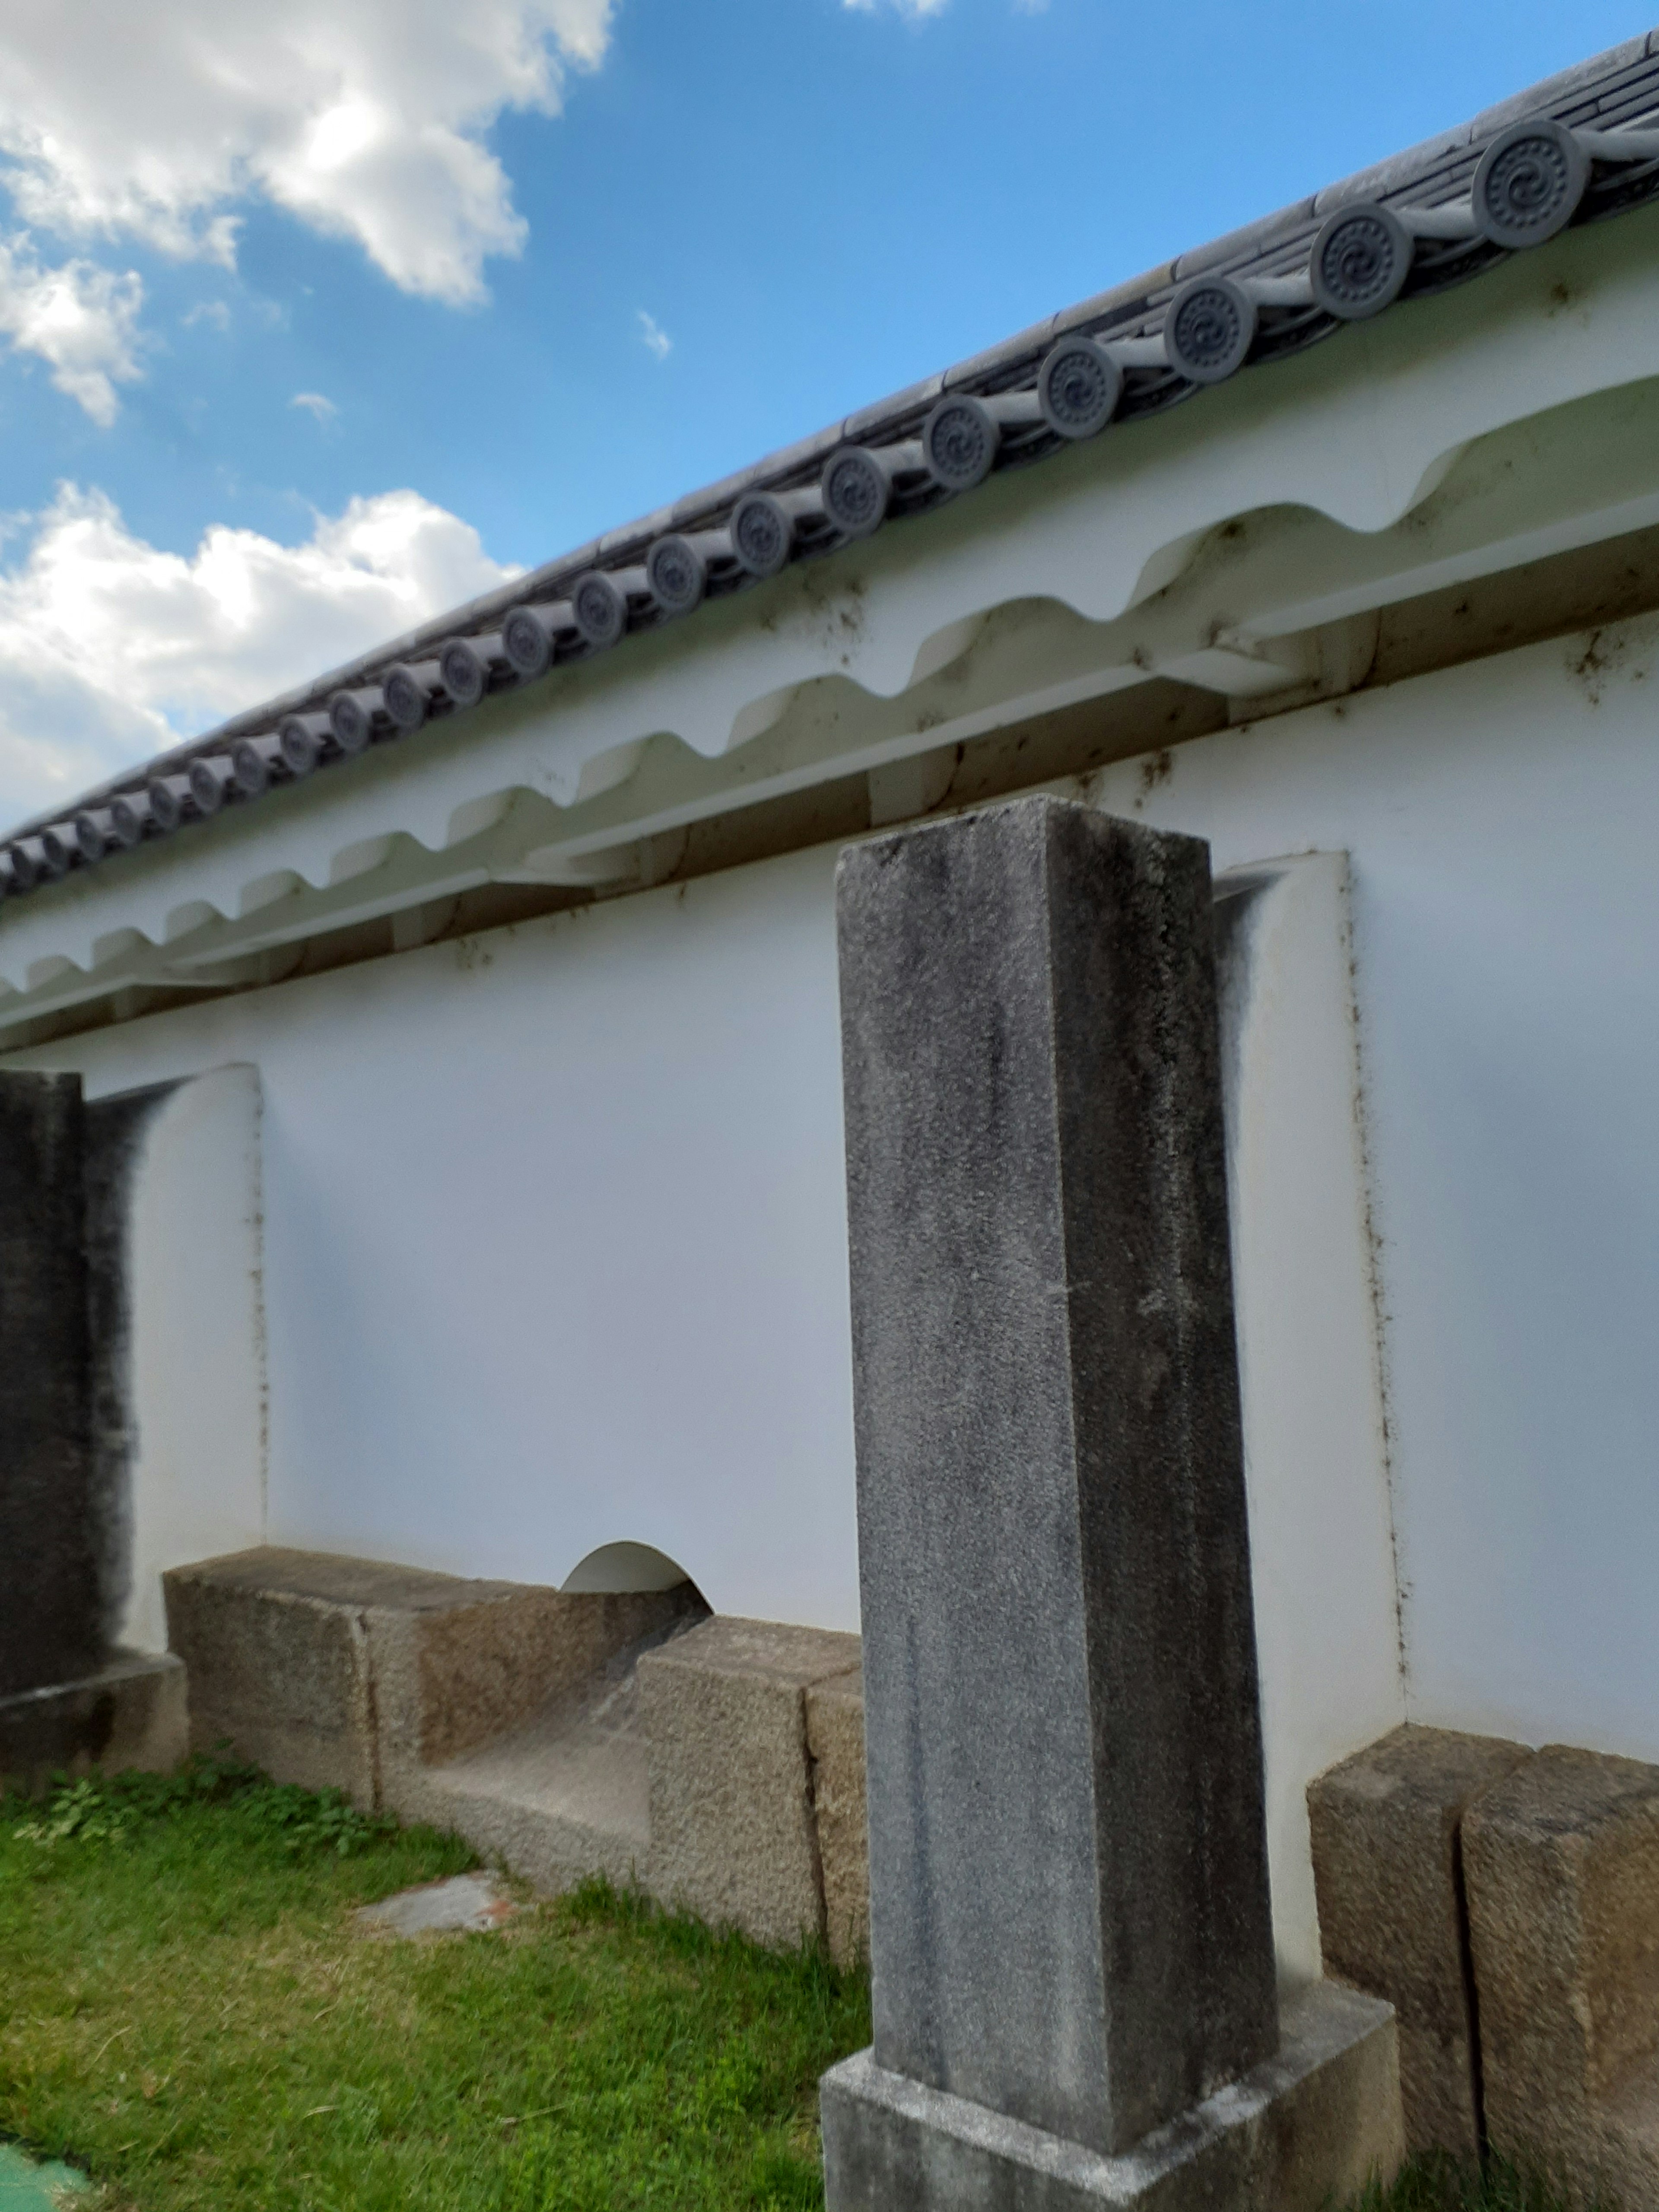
[1308,1723,1533,2157]
[639,1615,860,1948]
[1465,1744,1659,2207]
[368,1568,703,1777]
[407,1630,670,1895]
[822,1983,1403,2212]
[356,1872,517,1936]
[164,1546,700,1809]
[807,1666,869,1971]
[165,1548,379,1799]
[0,1071,102,1699]
[835,798,1277,2158]
[0,1648,187,1796]
[164,1546,874,1936]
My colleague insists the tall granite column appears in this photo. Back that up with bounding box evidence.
[0,1068,188,1794]
[0,1072,100,1698]
[821,797,1402,2211]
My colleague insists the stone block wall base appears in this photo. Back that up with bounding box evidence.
[164,1546,702,1811]
[160,1548,874,1967]
[1465,1744,1659,2212]
[0,1649,187,1796]
[639,1616,861,1955]
[1307,1722,1532,2158]
[821,1983,1402,2212]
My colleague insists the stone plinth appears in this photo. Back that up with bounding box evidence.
[823,1983,1401,2212]
[1308,1724,1534,2157]
[827,797,1402,2207]
[1464,1745,1659,2207]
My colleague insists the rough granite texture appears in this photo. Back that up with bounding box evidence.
[164,1546,700,1811]
[1464,1745,1659,2208]
[639,1615,861,1949]
[807,1667,870,1970]
[162,1546,874,1945]
[1308,1723,1534,2158]
[821,1983,1403,2212]
[835,797,1277,2158]
[0,1649,186,1796]
[0,1071,101,1699]
[410,1665,657,1894]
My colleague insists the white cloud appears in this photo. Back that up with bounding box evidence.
[843,0,952,16]
[0,0,615,306]
[291,390,339,423]
[0,234,143,424]
[183,300,231,333]
[636,309,672,362]
[0,482,518,821]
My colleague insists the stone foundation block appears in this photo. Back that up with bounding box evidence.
[1307,1723,1533,2156]
[807,1665,869,1970]
[640,1616,860,1948]
[821,1982,1403,2212]
[0,1649,187,1796]
[164,1546,698,1809]
[1464,1744,1659,2207]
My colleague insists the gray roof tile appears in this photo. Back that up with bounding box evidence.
[1049,267,1173,338]
[1170,197,1319,282]
[844,375,947,443]
[1470,35,1652,135]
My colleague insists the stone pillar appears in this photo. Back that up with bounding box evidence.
[0,1072,100,1698]
[0,1069,188,1794]
[821,798,1403,2210]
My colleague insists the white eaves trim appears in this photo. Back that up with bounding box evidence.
[2,211,1659,1031]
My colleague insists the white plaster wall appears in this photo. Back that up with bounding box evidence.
[1081,613,1659,1772]
[11,609,1659,1968]
[118,1063,266,1650]
[26,853,860,1630]
[1215,855,1404,1985]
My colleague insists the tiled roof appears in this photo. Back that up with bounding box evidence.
[7,31,1659,891]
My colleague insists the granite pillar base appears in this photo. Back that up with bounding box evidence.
[0,1648,187,1796]
[822,1983,1402,2212]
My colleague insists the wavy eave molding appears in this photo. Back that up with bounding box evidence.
[2,219,1658,1028]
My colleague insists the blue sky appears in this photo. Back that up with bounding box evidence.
[0,0,1650,821]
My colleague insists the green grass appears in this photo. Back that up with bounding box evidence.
[0,1762,870,2211]
[0,1768,1600,2212]
[1353,2154,1604,2212]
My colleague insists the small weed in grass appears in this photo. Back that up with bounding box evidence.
[11,1756,395,1859]
[0,1766,869,2211]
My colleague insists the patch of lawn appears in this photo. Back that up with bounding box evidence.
[1351,2152,1608,2212]
[0,1763,870,2211]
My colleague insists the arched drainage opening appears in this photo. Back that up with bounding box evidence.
[560,1541,703,1599]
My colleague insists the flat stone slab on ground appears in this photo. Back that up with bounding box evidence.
[0,2143,88,2208]
[356,1872,518,1936]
